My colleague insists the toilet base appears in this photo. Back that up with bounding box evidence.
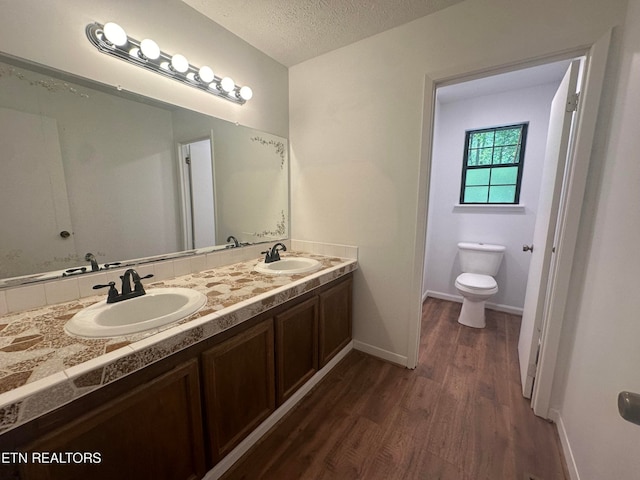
[457,298,486,328]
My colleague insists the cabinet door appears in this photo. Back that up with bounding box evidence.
[201,319,275,464]
[21,359,205,480]
[319,276,353,368]
[275,297,319,405]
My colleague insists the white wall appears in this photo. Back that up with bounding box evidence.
[424,82,559,310]
[0,0,288,137]
[548,0,640,477]
[290,0,626,365]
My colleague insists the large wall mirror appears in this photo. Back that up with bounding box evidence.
[0,55,288,287]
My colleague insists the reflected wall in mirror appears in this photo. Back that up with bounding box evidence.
[0,56,288,286]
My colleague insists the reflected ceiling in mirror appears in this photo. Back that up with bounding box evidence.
[0,55,288,288]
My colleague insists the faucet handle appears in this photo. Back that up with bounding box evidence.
[93,282,118,303]
[93,281,116,290]
[133,273,154,293]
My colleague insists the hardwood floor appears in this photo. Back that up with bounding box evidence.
[222,298,568,480]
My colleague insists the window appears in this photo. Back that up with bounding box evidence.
[460,123,528,204]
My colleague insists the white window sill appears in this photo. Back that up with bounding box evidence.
[453,204,526,213]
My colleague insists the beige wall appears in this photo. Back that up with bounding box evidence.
[291,0,639,476]
[290,0,626,365]
[0,0,288,136]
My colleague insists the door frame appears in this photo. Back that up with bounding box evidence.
[410,30,612,419]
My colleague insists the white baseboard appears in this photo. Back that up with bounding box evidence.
[352,340,409,367]
[424,290,524,316]
[549,408,580,480]
[203,341,354,480]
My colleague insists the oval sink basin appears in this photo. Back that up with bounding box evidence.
[254,257,321,275]
[65,288,207,338]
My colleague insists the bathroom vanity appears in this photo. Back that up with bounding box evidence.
[0,253,355,480]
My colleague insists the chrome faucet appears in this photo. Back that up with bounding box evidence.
[261,242,286,263]
[93,269,154,304]
[84,252,100,271]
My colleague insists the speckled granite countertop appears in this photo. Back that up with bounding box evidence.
[0,253,357,434]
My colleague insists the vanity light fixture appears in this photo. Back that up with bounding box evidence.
[86,22,252,105]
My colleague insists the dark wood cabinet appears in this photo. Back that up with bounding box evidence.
[3,273,353,478]
[275,297,319,405]
[319,275,353,367]
[201,318,275,464]
[20,359,205,480]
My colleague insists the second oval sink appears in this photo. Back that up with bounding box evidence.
[254,257,321,275]
[65,288,207,338]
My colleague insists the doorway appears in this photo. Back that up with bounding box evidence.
[419,50,601,418]
[422,59,573,313]
[178,137,216,250]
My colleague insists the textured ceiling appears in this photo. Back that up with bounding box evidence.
[181,0,466,66]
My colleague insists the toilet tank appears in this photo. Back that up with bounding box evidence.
[458,242,506,276]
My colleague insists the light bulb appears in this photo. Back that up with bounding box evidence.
[220,76,235,93]
[171,54,189,73]
[239,86,253,101]
[197,66,214,84]
[139,39,160,60]
[103,22,128,47]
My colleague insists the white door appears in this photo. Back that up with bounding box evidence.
[517,60,581,398]
[0,108,76,278]
[180,139,216,249]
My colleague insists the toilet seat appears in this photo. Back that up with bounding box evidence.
[455,273,497,294]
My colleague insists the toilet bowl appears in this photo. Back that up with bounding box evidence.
[455,242,505,328]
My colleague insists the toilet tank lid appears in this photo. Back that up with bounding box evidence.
[458,242,506,252]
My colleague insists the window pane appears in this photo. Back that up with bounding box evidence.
[490,166,518,185]
[464,186,489,203]
[470,131,494,148]
[467,149,478,166]
[493,145,519,164]
[494,127,521,146]
[465,168,490,186]
[488,185,516,203]
[478,147,493,165]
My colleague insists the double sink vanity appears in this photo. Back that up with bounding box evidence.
[0,247,357,480]
[0,43,353,480]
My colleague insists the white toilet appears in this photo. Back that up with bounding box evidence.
[455,242,505,328]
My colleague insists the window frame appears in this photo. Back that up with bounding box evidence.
[459,122,528,205]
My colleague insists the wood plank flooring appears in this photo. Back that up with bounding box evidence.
[222,298,568,480]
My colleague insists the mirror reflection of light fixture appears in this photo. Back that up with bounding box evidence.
[86,22,252,105]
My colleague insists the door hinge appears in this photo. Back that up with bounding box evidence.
[185,155,191,165]
[567,92,580,112]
